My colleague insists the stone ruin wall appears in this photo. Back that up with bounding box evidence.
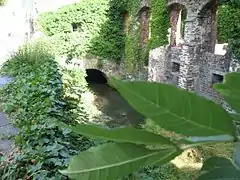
[2,0,239,105]
[148,0,240,106]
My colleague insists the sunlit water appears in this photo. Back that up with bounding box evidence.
[88,83,144,127]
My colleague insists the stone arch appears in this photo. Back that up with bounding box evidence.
[138,6,150,48]
[199,0,217,15]
[167,0,187,8]
[168,3,187,47]
[85,69,108,84]
[197,0,218,53]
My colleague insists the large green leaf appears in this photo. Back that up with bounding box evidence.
[68,124,174,146]
[197,167,240,180]
[60,143,180,180]
[109,78,236,137]
[201,156,235,171]
[178,135,235,148]
[197,156,240,180]
[214,72,240,113]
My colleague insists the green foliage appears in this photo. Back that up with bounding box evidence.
[0,40,95,179]
[0,0,6,6]
[214,72,240,113]
[38,0,170,74]
[110,79,236,137]
[123,0,142,73]
[148,0,170,49]
[124,25,142,73]
[89,0,126,61]
[60,72,240,180]
[124,0,170,72]
[64,124,174,146]
[37,0,125,62]
[135,163,198,180]
[60,143,180,179]
[218,3,240,58]
[197,157,240,180]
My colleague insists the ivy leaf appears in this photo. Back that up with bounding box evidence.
[214,72,240,113]
[197,156,240,180]
[109,78,236,137]
[60,143,180,180]
[65,124,174,146]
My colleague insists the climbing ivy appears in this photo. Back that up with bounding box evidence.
[123,0,142,73]
[218,1,240,58]
[37,0,171,74]
[37,0,125,62]
[123,0,170,73]
[148,0,170,50]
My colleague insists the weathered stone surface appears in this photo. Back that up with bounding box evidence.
[148,0,238,107]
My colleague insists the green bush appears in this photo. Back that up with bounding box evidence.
[0,40,95,179]
[218,3,240,58]
[37,0,124,62]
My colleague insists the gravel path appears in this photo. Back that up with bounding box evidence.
[0,76,18,153]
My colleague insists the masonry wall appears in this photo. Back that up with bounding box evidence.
[148,0,240,104]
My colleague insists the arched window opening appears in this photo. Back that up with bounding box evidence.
[198,0,218,53]
[138,7,150,48]
[169,3,187,47]
[123,10,130,34]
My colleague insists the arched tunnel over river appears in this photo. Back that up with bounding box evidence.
[85,69,144,127]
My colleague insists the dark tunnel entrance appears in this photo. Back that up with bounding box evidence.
[85,69,108,84]
[84,68,144,127]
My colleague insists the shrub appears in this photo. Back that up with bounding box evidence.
[0,40,95,179]
[37,0,124,62]
[218,2,240,58]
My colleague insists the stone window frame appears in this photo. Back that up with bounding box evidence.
[171,60,181,73]
[210,70,225,87]
[71,23,78,32]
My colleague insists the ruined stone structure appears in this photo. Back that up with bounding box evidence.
[148,0,240,104]
[1,0,239,105]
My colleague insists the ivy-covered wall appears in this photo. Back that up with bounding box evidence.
[124,0,170,73]
[37,0,170,73]
[37,0,239,74]
[38,0,125,62]
[218,1,240,58]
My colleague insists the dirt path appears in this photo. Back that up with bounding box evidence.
[0,76,18,153]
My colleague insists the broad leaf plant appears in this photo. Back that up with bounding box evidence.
[60,72,240,179]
